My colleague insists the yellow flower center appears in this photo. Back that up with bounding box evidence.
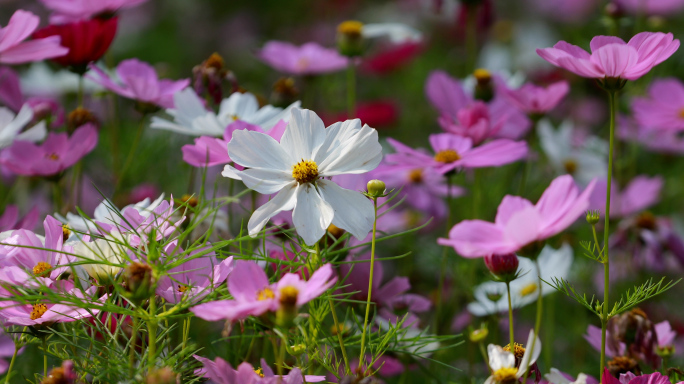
[230,114,239,121]
[563,159,578,175]
[492,367,519,383]
[178,285,189,293]
[292,159,319,184]
[46,153,59,161]
[30,303,48,320]
[257,288,275,301]
[279,286,299,307]
[434,150,461,164]
[503,343,526,359]
[62,224,70,241]
[254,367,264,377]
[520,283,538,297]
[408,169,423,183]
[337,20,363,37]
[32,262,52,277]
[679,108,684,119]
[474,68,492,82]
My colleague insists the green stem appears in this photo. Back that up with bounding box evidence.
[435,176,454,332]
[346,62,356,118]
[505,281,514,349]
[182,317,191,351]
[329,298,350,375]
[147,299,158,371]
[116,115,146,195]
[464,5,478,75]
[478,341,488,367]
[130,316,138,379]
[77,75,84,108]
[52,180,63,215]
[43,338,47,377]
[359,197,378,362]
[473,169,481,219]
[5,339,19,384]
[601,90,617,381]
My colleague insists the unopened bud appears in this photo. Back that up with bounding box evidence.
[145,367,176,384]
[271,77,299,108]
[484,253,519,282]
[123,262,156,302]
[67,107,99,132]
[656,345,675,358]
[180,194,199,208]
[473,69,494,102]
[290,343,306,357]
[366,179,386,198]
[276,285,299,328]
[469,324,489,343]
[337,20,364,57]
[586,210,600,225]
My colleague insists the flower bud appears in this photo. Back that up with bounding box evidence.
[337,20,364,57]
[180,194,199,208]
[271,77,299,108]
[145,367,177,384]
[67,107,99,132]
[484,253,519,282]
[468,324,489,343]
[656,345,675,358]
[586,210,600,225]
[473,69,494,102]
[276,285,299,328]
[123,262,156,302]
[366,179,386,198]
[289,343,306,357]
[192,52,238,105]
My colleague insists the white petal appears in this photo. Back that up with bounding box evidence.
[318,124,382,176]
[545,368,572,384]
[248,182,298,236]
[219,92,258,121]
[280,108,326,163]
[362,23,422,44]
[221,164,242,180]
[228,130,293,171]
[237,168,294,195]
[192,113,226,136]
[0,104,31,147]
[317,179,373,240]
[292,183,333,245]
[16,120,46,143]
[487,345,514,370]
[171,88,208,127]
[314,119,363,164]
[517,330,542,378]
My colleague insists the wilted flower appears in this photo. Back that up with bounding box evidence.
[0,10,69,65]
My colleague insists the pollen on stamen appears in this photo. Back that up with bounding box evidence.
[434,150,461,164]
[46,153,60,161]
[30,303,48,320]
[292,159,319,184]
[254,367,264,377]
[178,285,189,293]
[520,283,538,297]
[408,169,423,183]
[33,261,52,277]
[492,367,518,383]
[257,288,275,301]
[563,159,578,174]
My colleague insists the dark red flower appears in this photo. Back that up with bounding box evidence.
[321,100,399,129]
[32,17,118,74]
[361,42,424,75]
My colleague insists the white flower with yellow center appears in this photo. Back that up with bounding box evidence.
[222,108,382,245]
[151,88,300,137]
[485,330,542,384]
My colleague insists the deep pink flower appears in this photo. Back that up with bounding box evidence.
[632,78,684,131]
[439,175,596,257]
[190,260,336,322]
[614,0,684,15]
[321,101,399,129]
[0,205,39,232]
[0,67,22,111]
[0,123,97,176]
[182,120,286,168]
[537,33,679,80]
[39,0,148,23]
[0,10,69,65]
[589,176,663,218]
[425,71,531,144]
[257,41,349,76]
[502,81,569,115]
[602,369,673,384]
[88,59,190,109]
[194,355,325,383]
[619,114,684,154]
[361,42,423,74]
[386,133,528,175]
[156,242,234,304]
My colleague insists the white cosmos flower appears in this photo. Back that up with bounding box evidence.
[362,23,422,44]
[545,368,589,384]
[72,235,128,281]
[0,104,46,149]
[538,119,607,186]
[150,88,300,137]
[486,331,541,384]
[468,244,573,316]
[223,108,382,245]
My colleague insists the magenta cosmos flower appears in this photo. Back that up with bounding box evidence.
[0,10,68,65]
[190,260,336,322]
[0,123,97,176]
[602,369,674,384]
[439,175,596,257]
[88,59,189,109]
[194,356,325,383]
[502,80,570,115]
[386,133,528,175]
[257,41,349,76]
[425,70,531,144]
[614,0,684,16]
[156,242,234,304]
[588,175,663,219]
[39,0,148,23]
[537,33,679,81]
[631,78,684,131]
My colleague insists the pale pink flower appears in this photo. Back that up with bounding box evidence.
[0,10,69,65]
[39,0,149,23]
[632,78,684,131]
[257,41,349,76]
[194,356,325,383]
[588,175,663,218]
[439,175,596,257]
[615,0,684,15]
[502,81,570,115]
[537,32,679,80]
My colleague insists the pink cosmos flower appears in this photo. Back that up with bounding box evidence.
[584,324,625,359]
[257,41,349,76]
[190,260,336,322]
[194,356,325,383]
[632,78,684,131]
[589,176,663,219]
[0,10,69,65]
[614,0,684,15]
[340,253,431,326]
[0,282,103,326]
[0,205,39,232]
[156,242,234,304]
[88,59,190,109]
[361,42,423,74]
[619,115,684,154]
[425,70,531,144]
[0,123,97,177]
[439,175,596,257]
[39,0,149,23]
[182,120,286,168]
[602,369,674,384]
[502,81,570,115]
[536,32,679,80]
[385,133,528,175]
[0,67,22,111]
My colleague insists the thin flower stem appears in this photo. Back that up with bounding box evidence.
[436,175,454,332]
[147,299,158,371]
[505,281,514,349]
[523,259,543,381]
[129,316,138,379]
[329,298,350,375]
[591,224,604,260]
[359,197,378,362]
[52,180,63,215]
[116,115,147,195]
[5,336,20,384]
[43,338,47,377]
[478,341,488,369]
[346,62,356,118]
[78,74,84,108]
[601,90,617,381]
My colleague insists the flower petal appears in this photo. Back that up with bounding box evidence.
[247,182,298,236]
[292,183,333,245]
[316,179,374,241]
[280,108,326,163]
